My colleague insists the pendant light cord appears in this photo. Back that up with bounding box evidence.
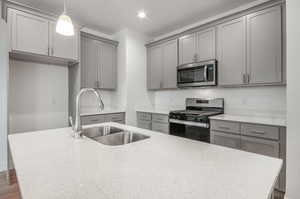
[63,0,66,14]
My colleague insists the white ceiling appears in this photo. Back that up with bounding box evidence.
[14,0,258,37]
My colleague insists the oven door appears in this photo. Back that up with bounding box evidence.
[177,60,216,87]
[169,119,210,143]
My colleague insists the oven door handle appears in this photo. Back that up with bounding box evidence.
[204,65,208,81]
[169,119,209,128]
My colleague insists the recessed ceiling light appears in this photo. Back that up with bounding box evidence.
[137,11,147,19]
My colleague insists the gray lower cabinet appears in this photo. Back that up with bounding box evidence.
[147,39,178,90]
[81,33,118,90]
[137,112,169,134]
[210,119,286,193]
[241,136,279,158]
[210,131,241,149]
[81,113,125,125]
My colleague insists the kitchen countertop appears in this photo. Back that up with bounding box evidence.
[9,123,282,199]
[136,108,173,115]
[209,114,286,127]
[80,109,125,116]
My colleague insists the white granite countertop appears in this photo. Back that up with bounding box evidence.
[135,108,172,115]
[80,109,125,116]
[9,123,282,199]
[209,114,286,127]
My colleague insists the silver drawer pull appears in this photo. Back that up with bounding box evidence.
[219,126,230,130]
[250,131,266,135]
[90,119,100,122]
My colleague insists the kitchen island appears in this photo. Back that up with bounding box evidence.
[8,123,282,199]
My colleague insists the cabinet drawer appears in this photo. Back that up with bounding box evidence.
[211,131,241,149]
[241,136,279,158]
[81,115,105,125]
[241,124,279,140]
[104,113,125,122]
[137,120,152,130]
[137,112,152,121]
[152,113,169,123]
[152,122,169,134]
[210,120,240,134]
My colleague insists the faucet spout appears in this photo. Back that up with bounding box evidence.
[73,88,104,138]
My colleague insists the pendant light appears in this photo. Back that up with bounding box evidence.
[56,0,74,36]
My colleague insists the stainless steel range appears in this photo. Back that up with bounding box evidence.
[169,98,224,143]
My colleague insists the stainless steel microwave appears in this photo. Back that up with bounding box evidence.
[177,59,217,87]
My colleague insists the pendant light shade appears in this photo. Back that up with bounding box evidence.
[56,0,74,36]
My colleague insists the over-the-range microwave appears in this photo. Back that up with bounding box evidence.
[177,59,217,88]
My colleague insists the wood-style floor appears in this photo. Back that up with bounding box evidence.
[0,170,21,199]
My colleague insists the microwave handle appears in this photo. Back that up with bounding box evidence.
[204,65,208,81]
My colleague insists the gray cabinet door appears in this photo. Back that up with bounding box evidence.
[178,33,196,65]
[247,6,282,84]
[196,28,215,61]
[81,37,99,88]
[241,136,279,158]
[217,17,247,86]
[211,131,241,149]
[99,42,117,89]
[162,39,178,89]
[9,9,49,55]
[147,45,163,90]
[49,21,79,60]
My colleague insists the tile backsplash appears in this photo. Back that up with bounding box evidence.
[154,86,286,118]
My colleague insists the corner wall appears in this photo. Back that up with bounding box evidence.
[113,29,154,126]
[9,60,69,133]
[286,0,300,198]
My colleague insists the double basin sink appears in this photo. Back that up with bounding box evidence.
[82,126,150,146]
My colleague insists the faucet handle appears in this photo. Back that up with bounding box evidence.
[69,116,74,129]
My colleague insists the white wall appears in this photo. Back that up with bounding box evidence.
[0,19,9,172]
[9,60,69,133]
[112,29,154,125]
[154,86,286,117]
[286,0,300,198]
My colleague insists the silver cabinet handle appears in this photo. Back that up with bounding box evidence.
[193,54,198,62]
[247,74,251,83]
[219,126,230,130]
[250,130,266,135]
[69,116,73,128]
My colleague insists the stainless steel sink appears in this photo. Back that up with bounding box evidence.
[82,126,150,146]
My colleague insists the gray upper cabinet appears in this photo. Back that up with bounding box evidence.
[196,28,216,61]
[7,8,79,63]
[162,39,178,89]
[217,17,247,86]
[49,21,79,61]
[81,34,118,90]
[81,37,99,88]
[147,45,163,90]
[147,39,178,90]
[99,42,117,89]
[8,9,49,55]
[247,6,282,84]
[178,33,196,65]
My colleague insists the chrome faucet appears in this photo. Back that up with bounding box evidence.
[70,88,104,138]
